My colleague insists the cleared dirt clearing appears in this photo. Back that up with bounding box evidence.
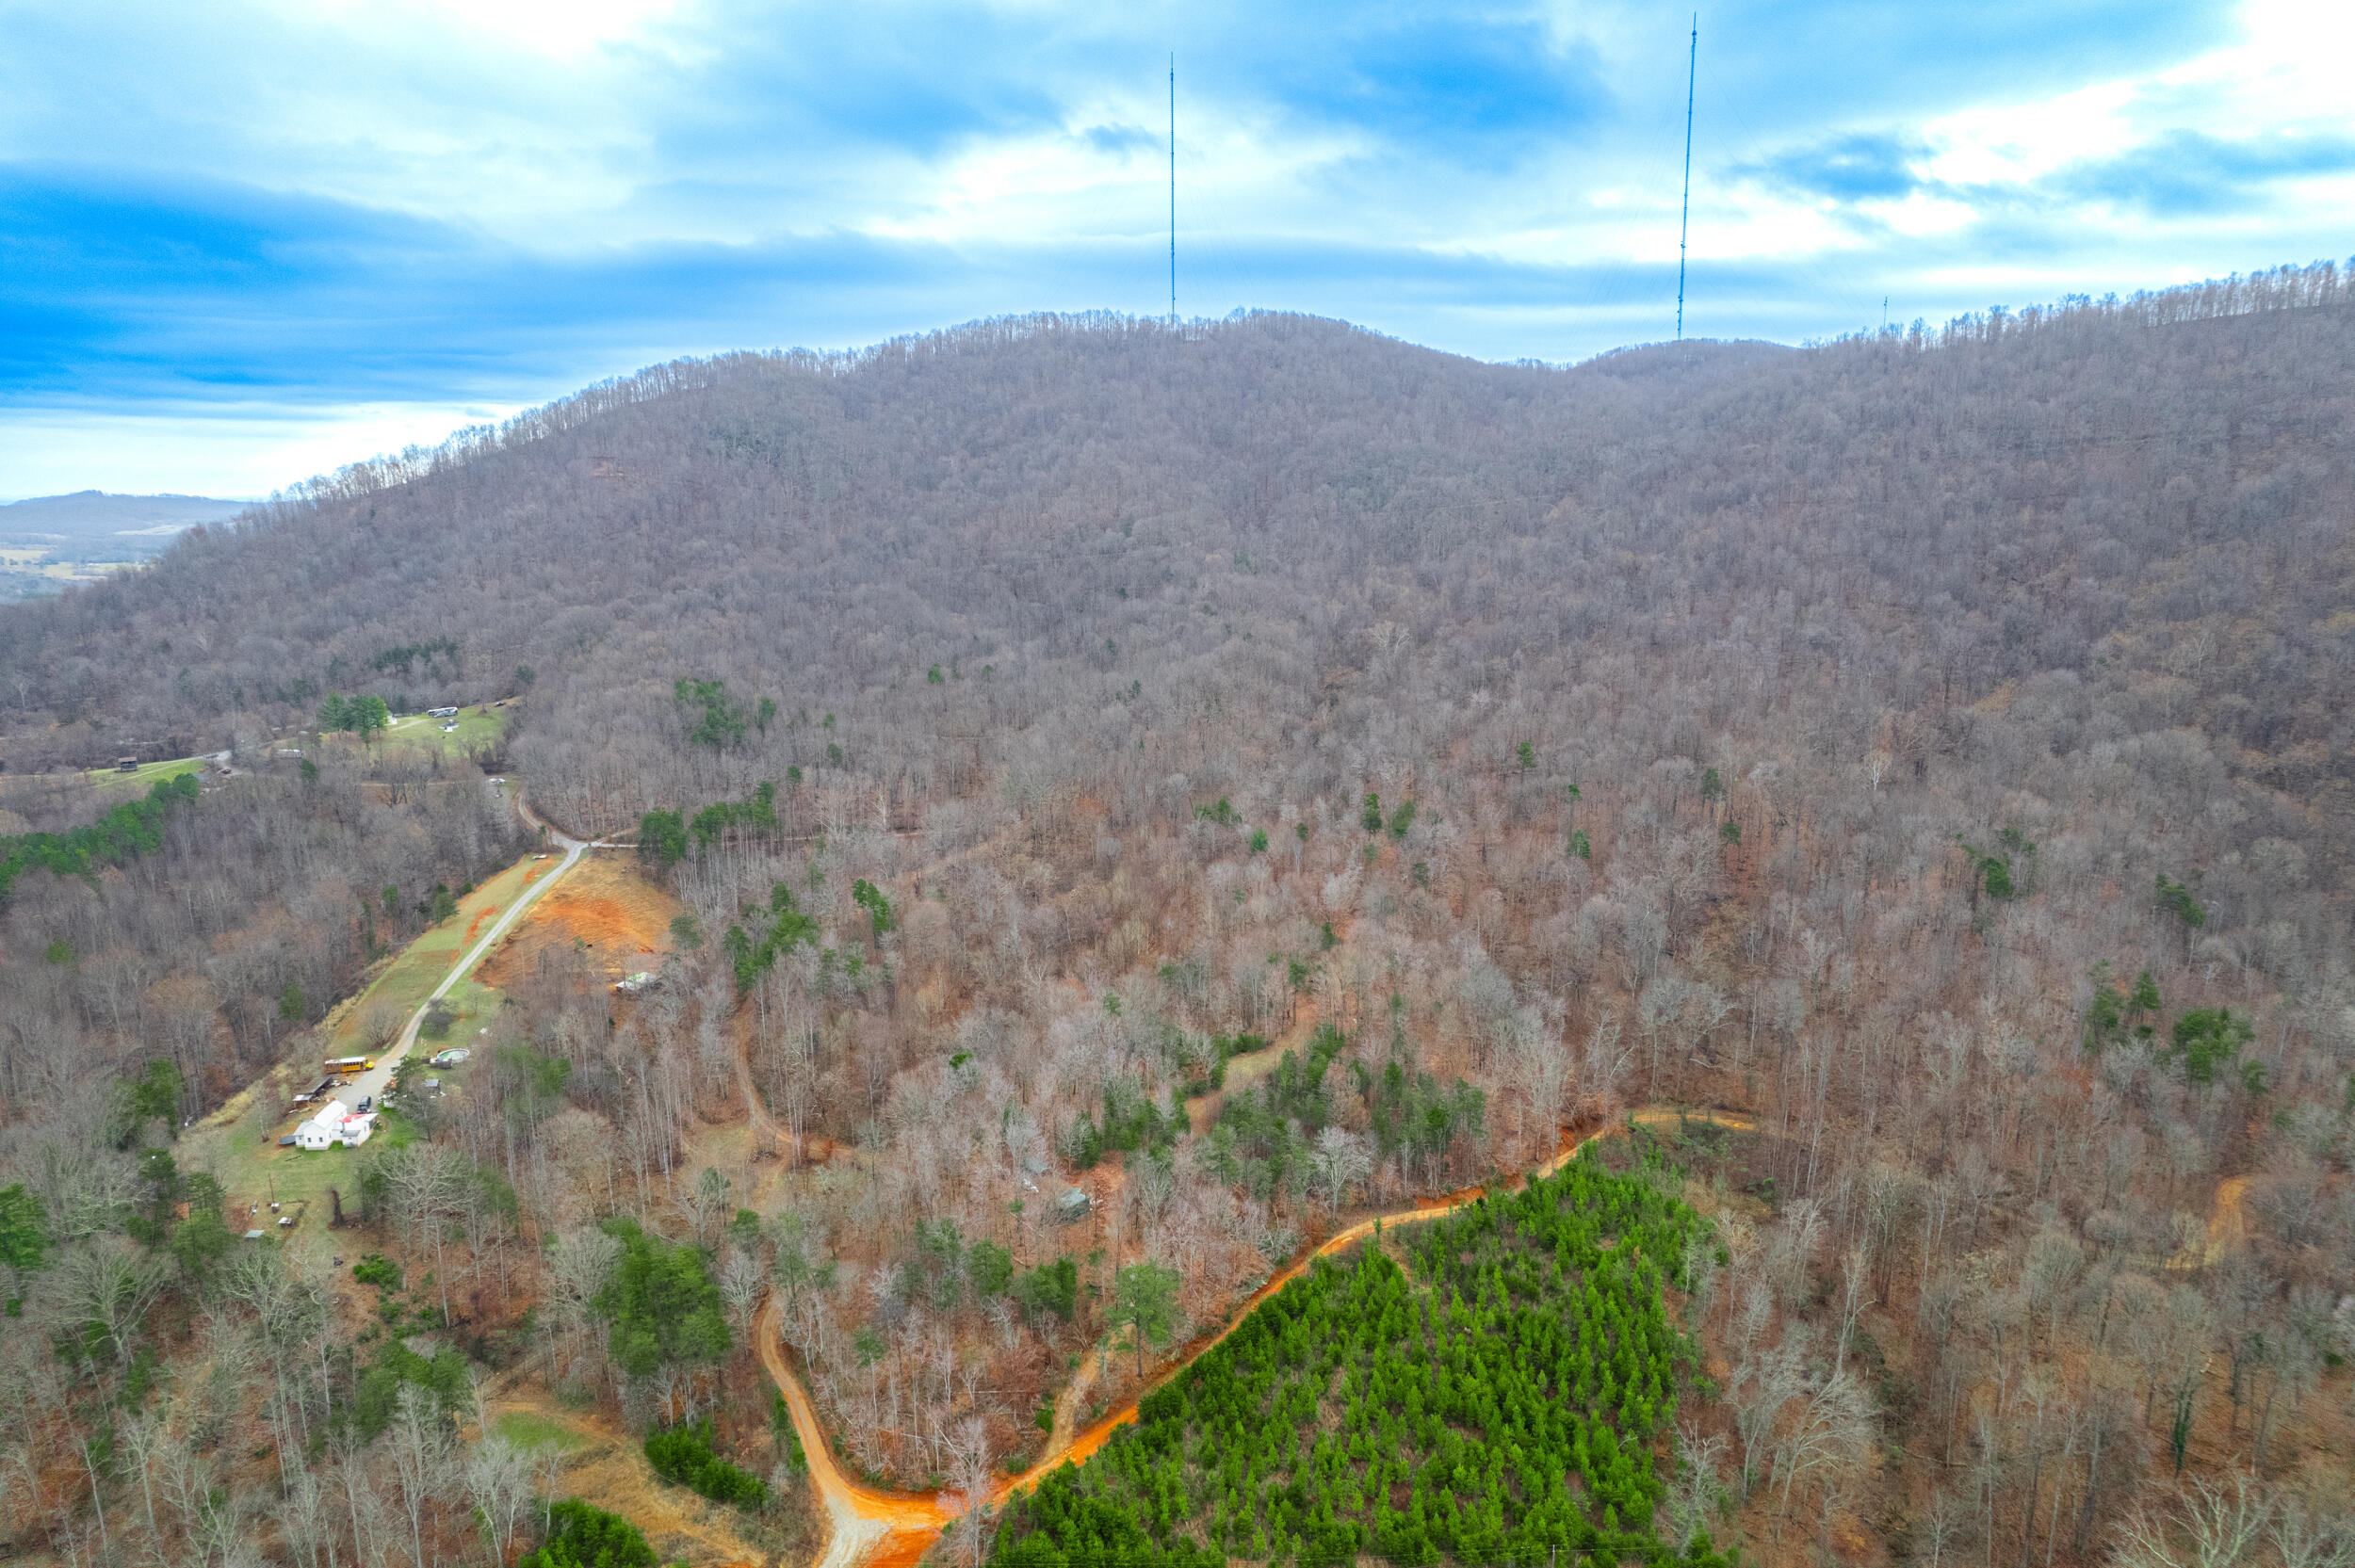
[479,853,680,989]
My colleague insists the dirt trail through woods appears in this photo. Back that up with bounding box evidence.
[756,1105,1756,1568]
[2166,1174,2250,1270]
[2203,1175,2249,1260]
[1180,1000,1322,1136]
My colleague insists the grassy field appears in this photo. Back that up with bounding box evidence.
[181,849,563,1255]
[479,1395,790,1563]
[495,1410,590,1452]
[85,754,207,790]
[83,703,505,794]
[313,851,555,1055]
[376,702,510,761]
[430,975,506,1047]
[300,701,510,768]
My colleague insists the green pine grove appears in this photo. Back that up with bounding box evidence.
[644,1416,767,1507]
[0,770,199,903]
[990,1151,1735,1568]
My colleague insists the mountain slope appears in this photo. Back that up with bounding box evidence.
[5,271,2355,1568]
[5,289,2350,877]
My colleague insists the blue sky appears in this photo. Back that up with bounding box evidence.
[3,0,2350,497]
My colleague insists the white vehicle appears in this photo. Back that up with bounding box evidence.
[429,1047,471,1066]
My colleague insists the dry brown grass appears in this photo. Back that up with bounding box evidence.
[483,1389,775,1567]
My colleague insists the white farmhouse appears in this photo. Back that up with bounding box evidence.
[294,1100,378,1150]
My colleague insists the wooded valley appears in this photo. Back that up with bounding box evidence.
[0,261,2351,1568]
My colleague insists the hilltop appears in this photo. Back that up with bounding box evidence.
[0,490,250,542]
[2,267,2353,1568]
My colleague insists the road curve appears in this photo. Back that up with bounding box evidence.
[758,1298,951,1568]
[758,1105,1756,1568]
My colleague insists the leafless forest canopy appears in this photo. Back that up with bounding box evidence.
[2,261,2353,1568]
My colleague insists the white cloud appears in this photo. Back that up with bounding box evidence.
[0,403,528,501]
[1920,80,2145,189]
[1909,0,2350,207]
[318,0,689,59]
[6,0,2351,491]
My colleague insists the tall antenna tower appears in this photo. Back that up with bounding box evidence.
[1676,14,1696,342]
[1168,54,1178,323]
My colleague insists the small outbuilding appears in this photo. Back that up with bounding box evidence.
[1056,1187,1092,1224]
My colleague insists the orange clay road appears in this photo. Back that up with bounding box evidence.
[757,1105,1757,1568]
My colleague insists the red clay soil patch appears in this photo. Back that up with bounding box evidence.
[479,855,681,988]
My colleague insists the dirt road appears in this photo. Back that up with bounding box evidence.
[329,815,591,1114]
[757,1104,1754,1568]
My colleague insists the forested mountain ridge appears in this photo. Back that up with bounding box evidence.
[6,278,2350,875]
[3,263,2354,1568]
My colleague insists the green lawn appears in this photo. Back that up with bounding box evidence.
[185,850,560,1222]
[86,755,206,790]
[196,1104,426,1252]
[378,703,509,761]
[314,852,551,1055]
[431,976,506,1045]
[368,1105,422,1150]
[494,1410,589,1452]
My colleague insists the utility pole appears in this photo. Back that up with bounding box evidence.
[1677,14,1696,342]
[1169,55,1178,323]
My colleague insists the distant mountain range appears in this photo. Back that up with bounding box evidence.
[0,490,251,542]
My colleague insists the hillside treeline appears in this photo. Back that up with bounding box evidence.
[0,263,2352,1568]
[0,751,522,1120]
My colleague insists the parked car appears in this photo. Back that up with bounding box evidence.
[356,1096,372,1113]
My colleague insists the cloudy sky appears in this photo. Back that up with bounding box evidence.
[3,0,2350,497]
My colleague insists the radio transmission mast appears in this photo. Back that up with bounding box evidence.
[1169,55,1178,323]
[1676,15,1696,341]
